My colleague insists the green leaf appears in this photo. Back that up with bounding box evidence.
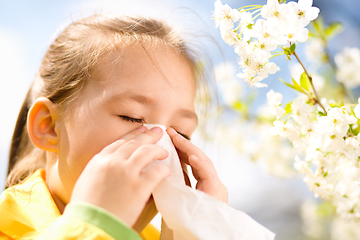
[283,47,290,55]
[279,78,299,92]
[308,30,318,39]
[284,101,293,115]
[292,78,306,93]
[313,16,325,37]
[300,72,311,91]
[325,22,343,39]
[317,111,326,117]
[329,103,339,108]
[289,43,296,55]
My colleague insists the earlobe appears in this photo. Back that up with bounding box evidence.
[28,97,60,152]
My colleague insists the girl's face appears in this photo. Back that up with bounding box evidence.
[48,42,197,214]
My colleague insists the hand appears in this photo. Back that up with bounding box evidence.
[167,128,228,203]
[70,126,170,227]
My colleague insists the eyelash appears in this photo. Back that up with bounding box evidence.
[178,132,191,140]
[119,115,190,140]
[119,115,145,124]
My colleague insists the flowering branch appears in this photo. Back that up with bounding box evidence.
[293,50,327,114]
[214,0,360,228]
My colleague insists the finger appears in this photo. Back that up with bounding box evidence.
[183,170,191,187]
[131,126,164,145]
[189,155,218,181]
[180,161,191,187]
[167,127,213,166]
[126,144,169,174]
[101,126,148,154]
[119,125,148,142]
[108,126,164,159]
[141,164,171,190]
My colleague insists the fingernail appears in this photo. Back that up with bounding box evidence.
[169,128,177,135]
[138,126,147,132]
[191,155,199,161]
[177,134,185,140]
[151,127,162,133]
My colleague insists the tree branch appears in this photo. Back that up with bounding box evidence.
[293,51,327,114]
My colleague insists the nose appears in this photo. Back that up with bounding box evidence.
[143,123,167,133]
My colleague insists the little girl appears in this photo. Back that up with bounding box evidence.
[0,14,228,239]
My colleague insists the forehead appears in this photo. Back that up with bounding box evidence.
[80,42,197,118]
[91,42,196,91]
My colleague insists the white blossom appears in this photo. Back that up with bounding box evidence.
[317,108,354,137]
[331,216,360,240]
[336,66,360,88]
[266,90,285,118]
[335,47,360,88]
[354,98,360,119]
[345,137,360,163]
[282,21,309,43]
[294,156,310,173]
[237,72,268,88]
[253,19,285,48]
[287,0,320,27]
[335,47,360,67]
[270,121,299,142]
[236,45,280,86]
[261,0,290,28]
[305,149,325,165]
[220,29,239,46]
[239,122,300,178]
[214,0,241,30]
[291,97,311,125]
[322,134,346,152]
[305,39,325,62]
[213,0,360,224]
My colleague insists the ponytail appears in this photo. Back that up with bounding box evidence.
[8,88,31,175]
[7,84,46,188]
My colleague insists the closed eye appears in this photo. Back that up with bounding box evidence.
[177,131,190,140]
[119,115,145,124]
[120,115,190,139]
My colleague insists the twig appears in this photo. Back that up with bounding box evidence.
[293,51,327,114]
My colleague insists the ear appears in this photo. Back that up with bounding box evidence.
[28,97,60,152]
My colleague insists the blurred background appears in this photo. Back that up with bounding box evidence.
[1,0,360,239]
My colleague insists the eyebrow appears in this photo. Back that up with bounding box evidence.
[176,108,198,123]
[108,93,156,105]
[108,93,198,123]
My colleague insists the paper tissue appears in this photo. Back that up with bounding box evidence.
[144,124,275,240]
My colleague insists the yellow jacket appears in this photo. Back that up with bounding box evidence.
[0,169,160,240]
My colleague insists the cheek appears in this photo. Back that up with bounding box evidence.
[57,112,134,192]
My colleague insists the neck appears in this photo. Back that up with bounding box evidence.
[48,186,66,214]
[45,160,66,214]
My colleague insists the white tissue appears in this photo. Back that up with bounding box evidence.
[144,124,275,240]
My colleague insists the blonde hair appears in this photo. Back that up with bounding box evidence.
[7,14,209,187]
